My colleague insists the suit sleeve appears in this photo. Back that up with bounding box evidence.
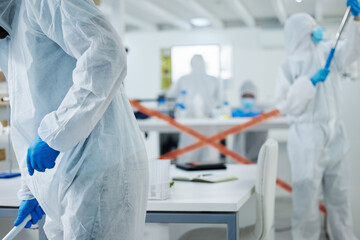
[274,63,316,115]
[26,0,127,151]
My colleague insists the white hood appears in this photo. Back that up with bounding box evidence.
[284,13,317,56]
[240,80,257,98]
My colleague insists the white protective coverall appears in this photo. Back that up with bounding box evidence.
[0,0,148,239]
[275,13,359,240]
[169,55,220,163]
[232,81,268,163]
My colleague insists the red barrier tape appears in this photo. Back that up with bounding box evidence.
[160,109,281,160]
[130,99,327,215]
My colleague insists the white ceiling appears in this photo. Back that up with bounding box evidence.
[110,0,349,32]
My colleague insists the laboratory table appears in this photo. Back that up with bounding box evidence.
[146,164,257,240]
[0,165,256,240]
[137,116,289,133]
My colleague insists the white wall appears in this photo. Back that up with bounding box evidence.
[341,80,360,237]
[124,28,285,105]
[125,27,360,237]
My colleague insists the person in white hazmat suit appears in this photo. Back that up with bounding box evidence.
[168,54,220,163]
[274,1,360,239]
[232,81,268,163]
[0,0,148,239]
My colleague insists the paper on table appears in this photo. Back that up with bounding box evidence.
[173,173,238,183]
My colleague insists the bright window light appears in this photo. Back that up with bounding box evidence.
[295,0,303,3]
[190,18,211,27]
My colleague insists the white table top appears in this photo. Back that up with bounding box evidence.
[137,117,288,133]
[0,176,21,207]
[147,164,256,213]
[0,165,256,213]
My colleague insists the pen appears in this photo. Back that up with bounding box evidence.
[198,173,213,177]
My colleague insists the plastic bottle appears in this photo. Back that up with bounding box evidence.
[157,97,167,114]
[221,101,231,119]
[193,94,205,118]
[175,90,187,119]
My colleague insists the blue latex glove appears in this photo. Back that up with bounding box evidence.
[310,68,330,86]
[232,109,261,118]
[347,0,360,17]
[14,199,45,228]
[27,136,60,176]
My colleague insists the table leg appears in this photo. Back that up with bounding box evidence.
[227,211,239,240]
[146,212,239,240]
[38,218,47,240]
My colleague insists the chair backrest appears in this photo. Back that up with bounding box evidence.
[254,139,278,240]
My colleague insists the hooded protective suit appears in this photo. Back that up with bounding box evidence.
[169,55,220,163]
[232,81,268,163]
[275,13,359,240]
[0,0,148,239]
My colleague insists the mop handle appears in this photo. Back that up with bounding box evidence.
[325,48,336,69]
[325,7,352,69]
[2,215,31,240]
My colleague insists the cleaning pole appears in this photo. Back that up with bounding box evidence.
[325,7,352,69]
[2,215,31,240]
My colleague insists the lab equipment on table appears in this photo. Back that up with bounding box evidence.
[220,101,232,119]
[192,94,205,118]
[157,97,167,114]
[148,159,171,200]
[2,215,32,240]
[133,95,176,119]
[175,90,188,119]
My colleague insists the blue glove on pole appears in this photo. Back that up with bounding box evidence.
[311,68,330,86]
[347,0,360,17]
[27,136,60,176]
[14,199,45,228]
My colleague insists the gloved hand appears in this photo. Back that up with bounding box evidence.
[310,68,330,86]
[347,0,360,17]
[14,199,45,228]
[27,136,60,176]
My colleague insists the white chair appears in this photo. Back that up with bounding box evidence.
[179,139,279,240]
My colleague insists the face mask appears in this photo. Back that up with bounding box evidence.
[241,98,255,110]
[311,26,324,44]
